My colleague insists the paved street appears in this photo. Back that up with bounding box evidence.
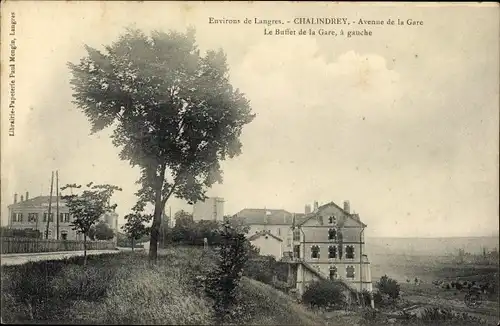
[1,249,121,266]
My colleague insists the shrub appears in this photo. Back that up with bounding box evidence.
[301,280,346,310]
[359,307,388,325]
[416,307,486,325]
[204,222,250,323]
[360,289,373,306]
[373,290,384,305]
[376,275,400,301]
[0,227,42,238]
[244,259,274,283]
[243,255,287,285]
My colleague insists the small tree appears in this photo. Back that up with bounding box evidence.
[205,221,250,323]
[60,182,121,265]
[123,212,152,251]
[375,275,400,301]
[94,221,115,240]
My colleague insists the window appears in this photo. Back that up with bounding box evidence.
[346,265,355,279]
[328,245,337,258]
[346,245,355,259]
[60,213,70,222]
[28,213,38,222]
[61,231,68,240]
[328,228,337,240]
[293,229,300,241]
[43,213,54,222]
[311,245,320,259]
[46,229,53,239]
[329,266,338,280]
[328,215,336,224]
[12,213,23,222]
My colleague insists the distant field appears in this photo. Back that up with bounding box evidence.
[366,236,499,319]
[365,236,498,280]
[366,236,499,257]
[370,253,498,284]
[364,237,499,325]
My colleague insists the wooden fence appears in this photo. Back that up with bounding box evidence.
[1,237,116,254]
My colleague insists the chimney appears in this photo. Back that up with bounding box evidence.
[344,200,350,214]
[14,193,18,204]
[305,204,311,214]
[313,201,319,211]
[20,195,24,202]
[26,191,29,201]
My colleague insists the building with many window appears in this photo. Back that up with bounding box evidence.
[7,192,118,243]
[284,200,373,300]
[233,200,374,307]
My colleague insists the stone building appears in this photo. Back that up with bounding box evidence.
[283,200,374,306]
[7,192,118,244]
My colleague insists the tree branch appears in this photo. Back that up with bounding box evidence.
[161,169,185,208]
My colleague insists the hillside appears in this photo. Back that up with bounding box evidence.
[2,245,497,325]
[1,247,329,325]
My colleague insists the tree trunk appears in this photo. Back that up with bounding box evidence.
[149,165,166,264]
[83,234,87,266]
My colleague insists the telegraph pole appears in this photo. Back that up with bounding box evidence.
[56,170,60,240]
[45,171,54,239]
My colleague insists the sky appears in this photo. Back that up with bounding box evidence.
[1,2,498,237]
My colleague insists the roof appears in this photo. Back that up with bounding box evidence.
[296,201,367,227]
[8,196,67,209]
[232,208,307,225]
[248,230,283,242]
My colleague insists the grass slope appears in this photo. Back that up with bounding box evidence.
[1,247,327,325]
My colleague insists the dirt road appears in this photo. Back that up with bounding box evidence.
[1,249,120,266]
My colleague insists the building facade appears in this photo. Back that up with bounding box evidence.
[193,197,224,221]
[7,193,118,244]
[234,200,374,307]
[248,230,284,259]
[284,201,373,296]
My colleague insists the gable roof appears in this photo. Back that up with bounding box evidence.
[8,196,67,209]
[296,201,367,227]
[248,230,283,242]
[233,208,307,225]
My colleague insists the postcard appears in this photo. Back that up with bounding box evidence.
[1,1,498,325]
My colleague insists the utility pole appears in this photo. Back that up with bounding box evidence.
[45,171,54,239]
[56,170,60,240]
